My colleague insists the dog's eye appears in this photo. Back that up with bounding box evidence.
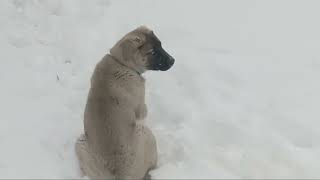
[147,49,156,55]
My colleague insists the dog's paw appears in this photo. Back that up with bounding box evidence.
[143,172,151,180]
[135,103,148,120]
[77,134,87,142]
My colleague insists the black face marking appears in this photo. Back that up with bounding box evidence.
[140,32,175,71]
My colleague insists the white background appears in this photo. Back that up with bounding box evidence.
[0,0,319,178]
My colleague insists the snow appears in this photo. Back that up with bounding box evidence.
[1,0,320,178]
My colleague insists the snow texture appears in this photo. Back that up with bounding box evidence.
[1,0,320,179]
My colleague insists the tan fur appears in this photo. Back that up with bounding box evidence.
[110,26,152,74]
[75,26,157,180]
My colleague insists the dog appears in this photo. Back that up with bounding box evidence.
[75,26,175,180]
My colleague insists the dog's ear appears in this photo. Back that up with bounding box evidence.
[133,36,142,43]
[128,35,144,48]
[110,36,141,62]
[120,40,135,61]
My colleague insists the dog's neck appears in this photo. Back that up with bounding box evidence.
[108,54,142,76]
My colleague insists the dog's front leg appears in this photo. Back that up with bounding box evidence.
[135,103,147,120]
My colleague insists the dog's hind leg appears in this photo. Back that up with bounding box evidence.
[75,134,113,179]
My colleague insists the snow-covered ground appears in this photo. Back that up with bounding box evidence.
[1,0,320,178]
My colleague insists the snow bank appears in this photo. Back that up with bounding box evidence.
[0,0,320,178]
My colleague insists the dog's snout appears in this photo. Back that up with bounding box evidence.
[168,56,175,66]
[148,46,175,71]
[160,48,174,69]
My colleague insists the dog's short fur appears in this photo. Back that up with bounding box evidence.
[75,26,174,179]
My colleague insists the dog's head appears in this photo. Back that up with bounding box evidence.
[110,26,175,74]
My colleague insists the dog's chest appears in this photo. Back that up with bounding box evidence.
[125,77,145,100]
[108,63,145,102]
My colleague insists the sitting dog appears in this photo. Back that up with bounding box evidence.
[75,26,175,179]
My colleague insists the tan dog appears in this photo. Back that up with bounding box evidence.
[75,26,175,179]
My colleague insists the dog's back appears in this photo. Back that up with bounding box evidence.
[76,54,156,179]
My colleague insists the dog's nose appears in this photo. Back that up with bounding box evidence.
[168,57,175,67]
